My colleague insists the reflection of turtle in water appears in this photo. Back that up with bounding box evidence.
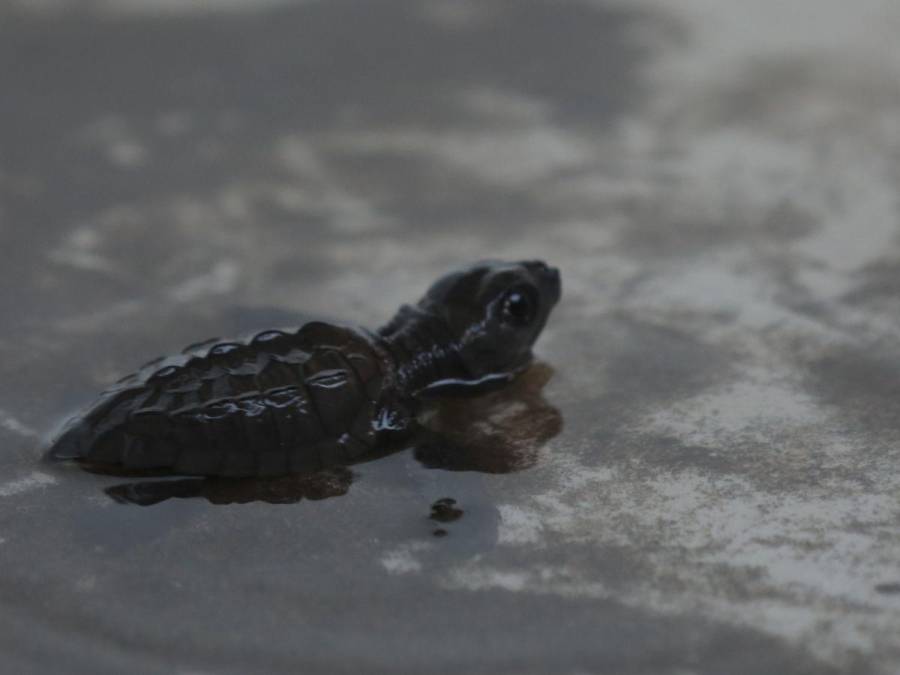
[104,467,354,507]
[415,361,562,474]
[49,260,561,480]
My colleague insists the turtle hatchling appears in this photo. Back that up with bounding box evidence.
[48,260,561,477]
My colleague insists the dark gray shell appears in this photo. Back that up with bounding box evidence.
[50,322,396,477]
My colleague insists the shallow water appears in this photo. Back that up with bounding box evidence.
[2,0,900,673]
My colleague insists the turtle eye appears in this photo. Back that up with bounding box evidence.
[500,287,536,326]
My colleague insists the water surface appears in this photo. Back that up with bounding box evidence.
[2,1,899,673]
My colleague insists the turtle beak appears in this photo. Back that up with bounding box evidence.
[544,266,561,304]
[524,260,562,305]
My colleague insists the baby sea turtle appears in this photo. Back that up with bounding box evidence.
[48,260,561,477]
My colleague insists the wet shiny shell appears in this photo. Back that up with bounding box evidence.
[52,323,390,477]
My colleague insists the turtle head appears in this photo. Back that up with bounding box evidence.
[419,259,562,383]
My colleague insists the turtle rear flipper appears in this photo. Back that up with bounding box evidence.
[46,422,90,460]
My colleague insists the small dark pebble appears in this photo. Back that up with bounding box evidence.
[433,529,448,538]
[430,497,464,523]
[875,583,900,595]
